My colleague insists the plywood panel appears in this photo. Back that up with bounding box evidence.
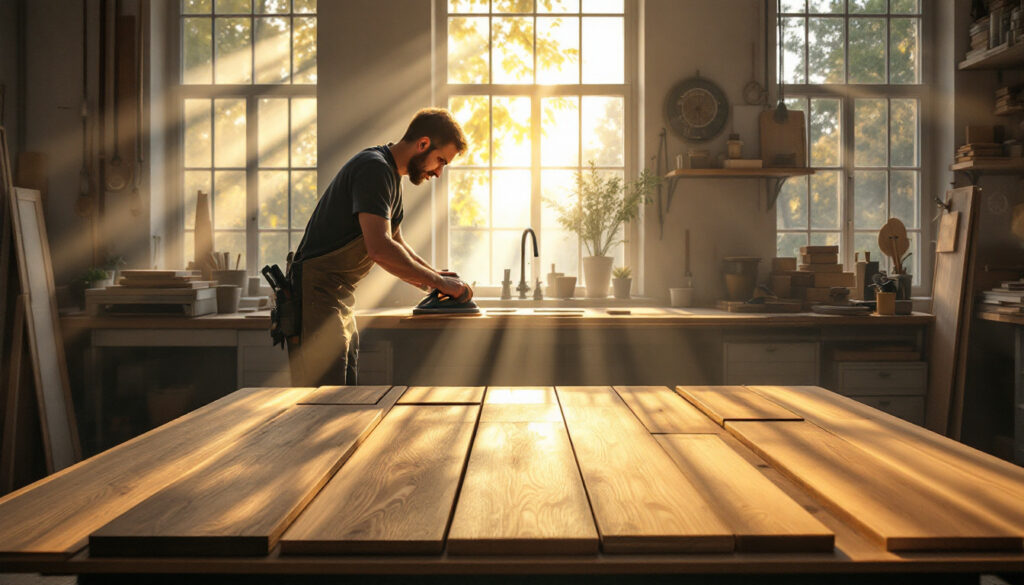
[656,434,833,552]
[555,385,627,408]
[0,387,314,560]
[280,405,479,554]
[614,386,719,433]
[397,386,484,404]
[727,420,1021,552]
[557,387,732,553]
[676,386,802,426]
[299,385,392,404]
[480,387,562,423]
[89,405,382,557]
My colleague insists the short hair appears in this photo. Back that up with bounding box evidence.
[400,108,468,155]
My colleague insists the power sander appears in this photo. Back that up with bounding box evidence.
[412,274,480,315]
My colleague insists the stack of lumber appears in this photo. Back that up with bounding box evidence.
[85,270,216,317]
[979,279,1024,314]
[117,270,207,288]
[772,247,853,308]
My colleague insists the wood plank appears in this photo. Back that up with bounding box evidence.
[556,386,732,553]
[676,386,802,426]
[299,385,392,405]
[397,386,484,404]
[0,386,314,560]
[655,434,833,552]
[280,405,479,555]
[613,386,719,433]
[89,405,383,557]
[726,420,1022,552]
[447,387,597,554]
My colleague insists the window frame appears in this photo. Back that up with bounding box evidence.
[771,1,934,295]
[433,0,640,294]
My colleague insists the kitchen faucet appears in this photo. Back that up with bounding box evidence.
[518,228,539,299]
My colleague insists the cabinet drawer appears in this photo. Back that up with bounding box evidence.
[724,361,819,386]
[725,342,819,363]
[852,395,924,425]
[838,362,926,394]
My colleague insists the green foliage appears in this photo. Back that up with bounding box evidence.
[80,267,110,284]
[546,162,660,257]
[612,266,631,279]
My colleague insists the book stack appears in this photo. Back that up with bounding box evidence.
[967,16,990,59]
[792,246,854,307]
[995,85,1024,116]
[979,280,1024,314]
[955,142,1007,164]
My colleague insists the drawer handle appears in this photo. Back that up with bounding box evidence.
[877,372,892,379]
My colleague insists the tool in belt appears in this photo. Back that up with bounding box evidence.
[261,255,301,348]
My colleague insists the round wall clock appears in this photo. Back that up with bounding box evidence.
[664,75,730,142]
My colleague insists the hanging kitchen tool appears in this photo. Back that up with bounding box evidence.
[742,43,766,105]
[75,0,94,218]
[773,0,790,124]
[104,0,133,193]
[877,217,909,275]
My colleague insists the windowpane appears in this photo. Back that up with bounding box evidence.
[537,17,580,84]
[541,97,579,167]
[582,0,623,12]
[214,170,247,228]
[493,230,523,286]
[777,177,808,229]
[450,229,488,285]
[889,17,919,84]
[184,99,211,167]
[448,0,489,13]
[890,0,919,14]
[848,0,885,13]
[260,231,288,269]
[255,17,290,84]
[777,232,808,259]
[214,98,246,168]
[780,17,806,84]
[582,17,623,83]
[214,231,247,269]
[291,98,317,167]
[890,170,918,229]
[492,170,532,228]
[810,98,840,167]
[581,96,623,167]
[184,0,212,14]
[215,17,253,83]
[542,228,579,281]
[215,0,251,13]
[809,232,839,246]
[853,231,883,268]
[848,17,886,83]
[808,0,841,13]
[854,98,887,167]
[291,169,317,229]
[541,169,576,229]
[808,17,844,83]
[293,0,315,13]
[494,0,532,13]
[853,170,886,229]
[449,95,490,165]
[258,170,288,228]
[449,169,489,228]
[184,171,211,228]
[255,0,288,13]
[539,0,579,13]
[493,17,534,84]
[890,98,918,167]
[448,17,490,84]
[258,98,288,167]
[183,18,213,84]
[810,171,840,229]
[492,96,531,166]
[293,17,317,84]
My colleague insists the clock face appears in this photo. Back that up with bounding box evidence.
[664,76,729,142]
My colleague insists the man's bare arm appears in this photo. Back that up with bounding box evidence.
[393,227,436,273]
[360,213,466,297]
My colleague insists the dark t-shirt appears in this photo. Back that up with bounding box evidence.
[293,145,404,263]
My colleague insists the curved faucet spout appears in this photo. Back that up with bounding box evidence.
[518,228,539,299]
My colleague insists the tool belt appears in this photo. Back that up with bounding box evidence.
[261,260,301,348]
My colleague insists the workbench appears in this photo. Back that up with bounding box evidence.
[976,310,1024,464]
[0,384,1021,584]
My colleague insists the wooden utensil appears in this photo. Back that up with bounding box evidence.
[877,218,909,274]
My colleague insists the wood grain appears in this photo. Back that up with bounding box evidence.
[557,386,733,553]
[613,386,719,433]
[89,405,383,557]
[675,385,802,426]
[0,386,314,559]
[480,387,562,423]
[554,385,627,408]
[655,434,833,552]
[280,405,479,555]
[299,385,392,404]
[726,420,1022,552]
[397,386,485,404]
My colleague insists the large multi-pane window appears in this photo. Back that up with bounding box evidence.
[443,0,630,287]
[774,0,923,285]
[179,0,317,271]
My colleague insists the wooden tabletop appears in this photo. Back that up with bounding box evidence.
[0,385,1021,579]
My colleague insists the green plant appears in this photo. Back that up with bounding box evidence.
[104,254,127,271]
[546,161,661,257]
[80,267,110,284]
[612,266,632,280]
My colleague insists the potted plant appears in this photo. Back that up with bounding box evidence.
[547,162,660,298]
[104,254,127,284]
[612,266,632,299]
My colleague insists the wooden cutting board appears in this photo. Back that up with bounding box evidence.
[760,110,807,167]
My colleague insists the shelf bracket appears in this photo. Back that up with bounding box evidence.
[664,175,682,214]
[767,176,789,210]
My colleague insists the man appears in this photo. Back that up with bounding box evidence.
[287,108,472,387]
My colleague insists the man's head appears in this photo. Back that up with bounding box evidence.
[400,108,468,185]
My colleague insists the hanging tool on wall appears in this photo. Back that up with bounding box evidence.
[104,0,133,193]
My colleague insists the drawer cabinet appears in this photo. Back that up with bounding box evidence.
[723,341,819,386]
[238,331,291,388]
[835,361,927,425]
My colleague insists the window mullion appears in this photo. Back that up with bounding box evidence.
[246,96,258,276]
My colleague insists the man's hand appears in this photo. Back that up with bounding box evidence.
[437,275,472,301]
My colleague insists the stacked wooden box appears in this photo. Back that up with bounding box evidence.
[86,270,216,317]
[770,246,853,309]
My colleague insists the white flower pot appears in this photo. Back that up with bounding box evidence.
[582,255,614,298]
[612,277,631,299]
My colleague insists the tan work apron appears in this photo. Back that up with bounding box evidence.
[288,235,374,387]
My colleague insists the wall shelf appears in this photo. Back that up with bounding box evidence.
[958,42,1024,71]
[950,159,1024,184]
[663,168,816,210]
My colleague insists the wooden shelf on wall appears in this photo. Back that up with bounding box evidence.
[958,42,1024,71]
[950,159,1024,184]
[663,168,816,210]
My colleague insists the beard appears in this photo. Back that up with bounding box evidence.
[407,148,433,185]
